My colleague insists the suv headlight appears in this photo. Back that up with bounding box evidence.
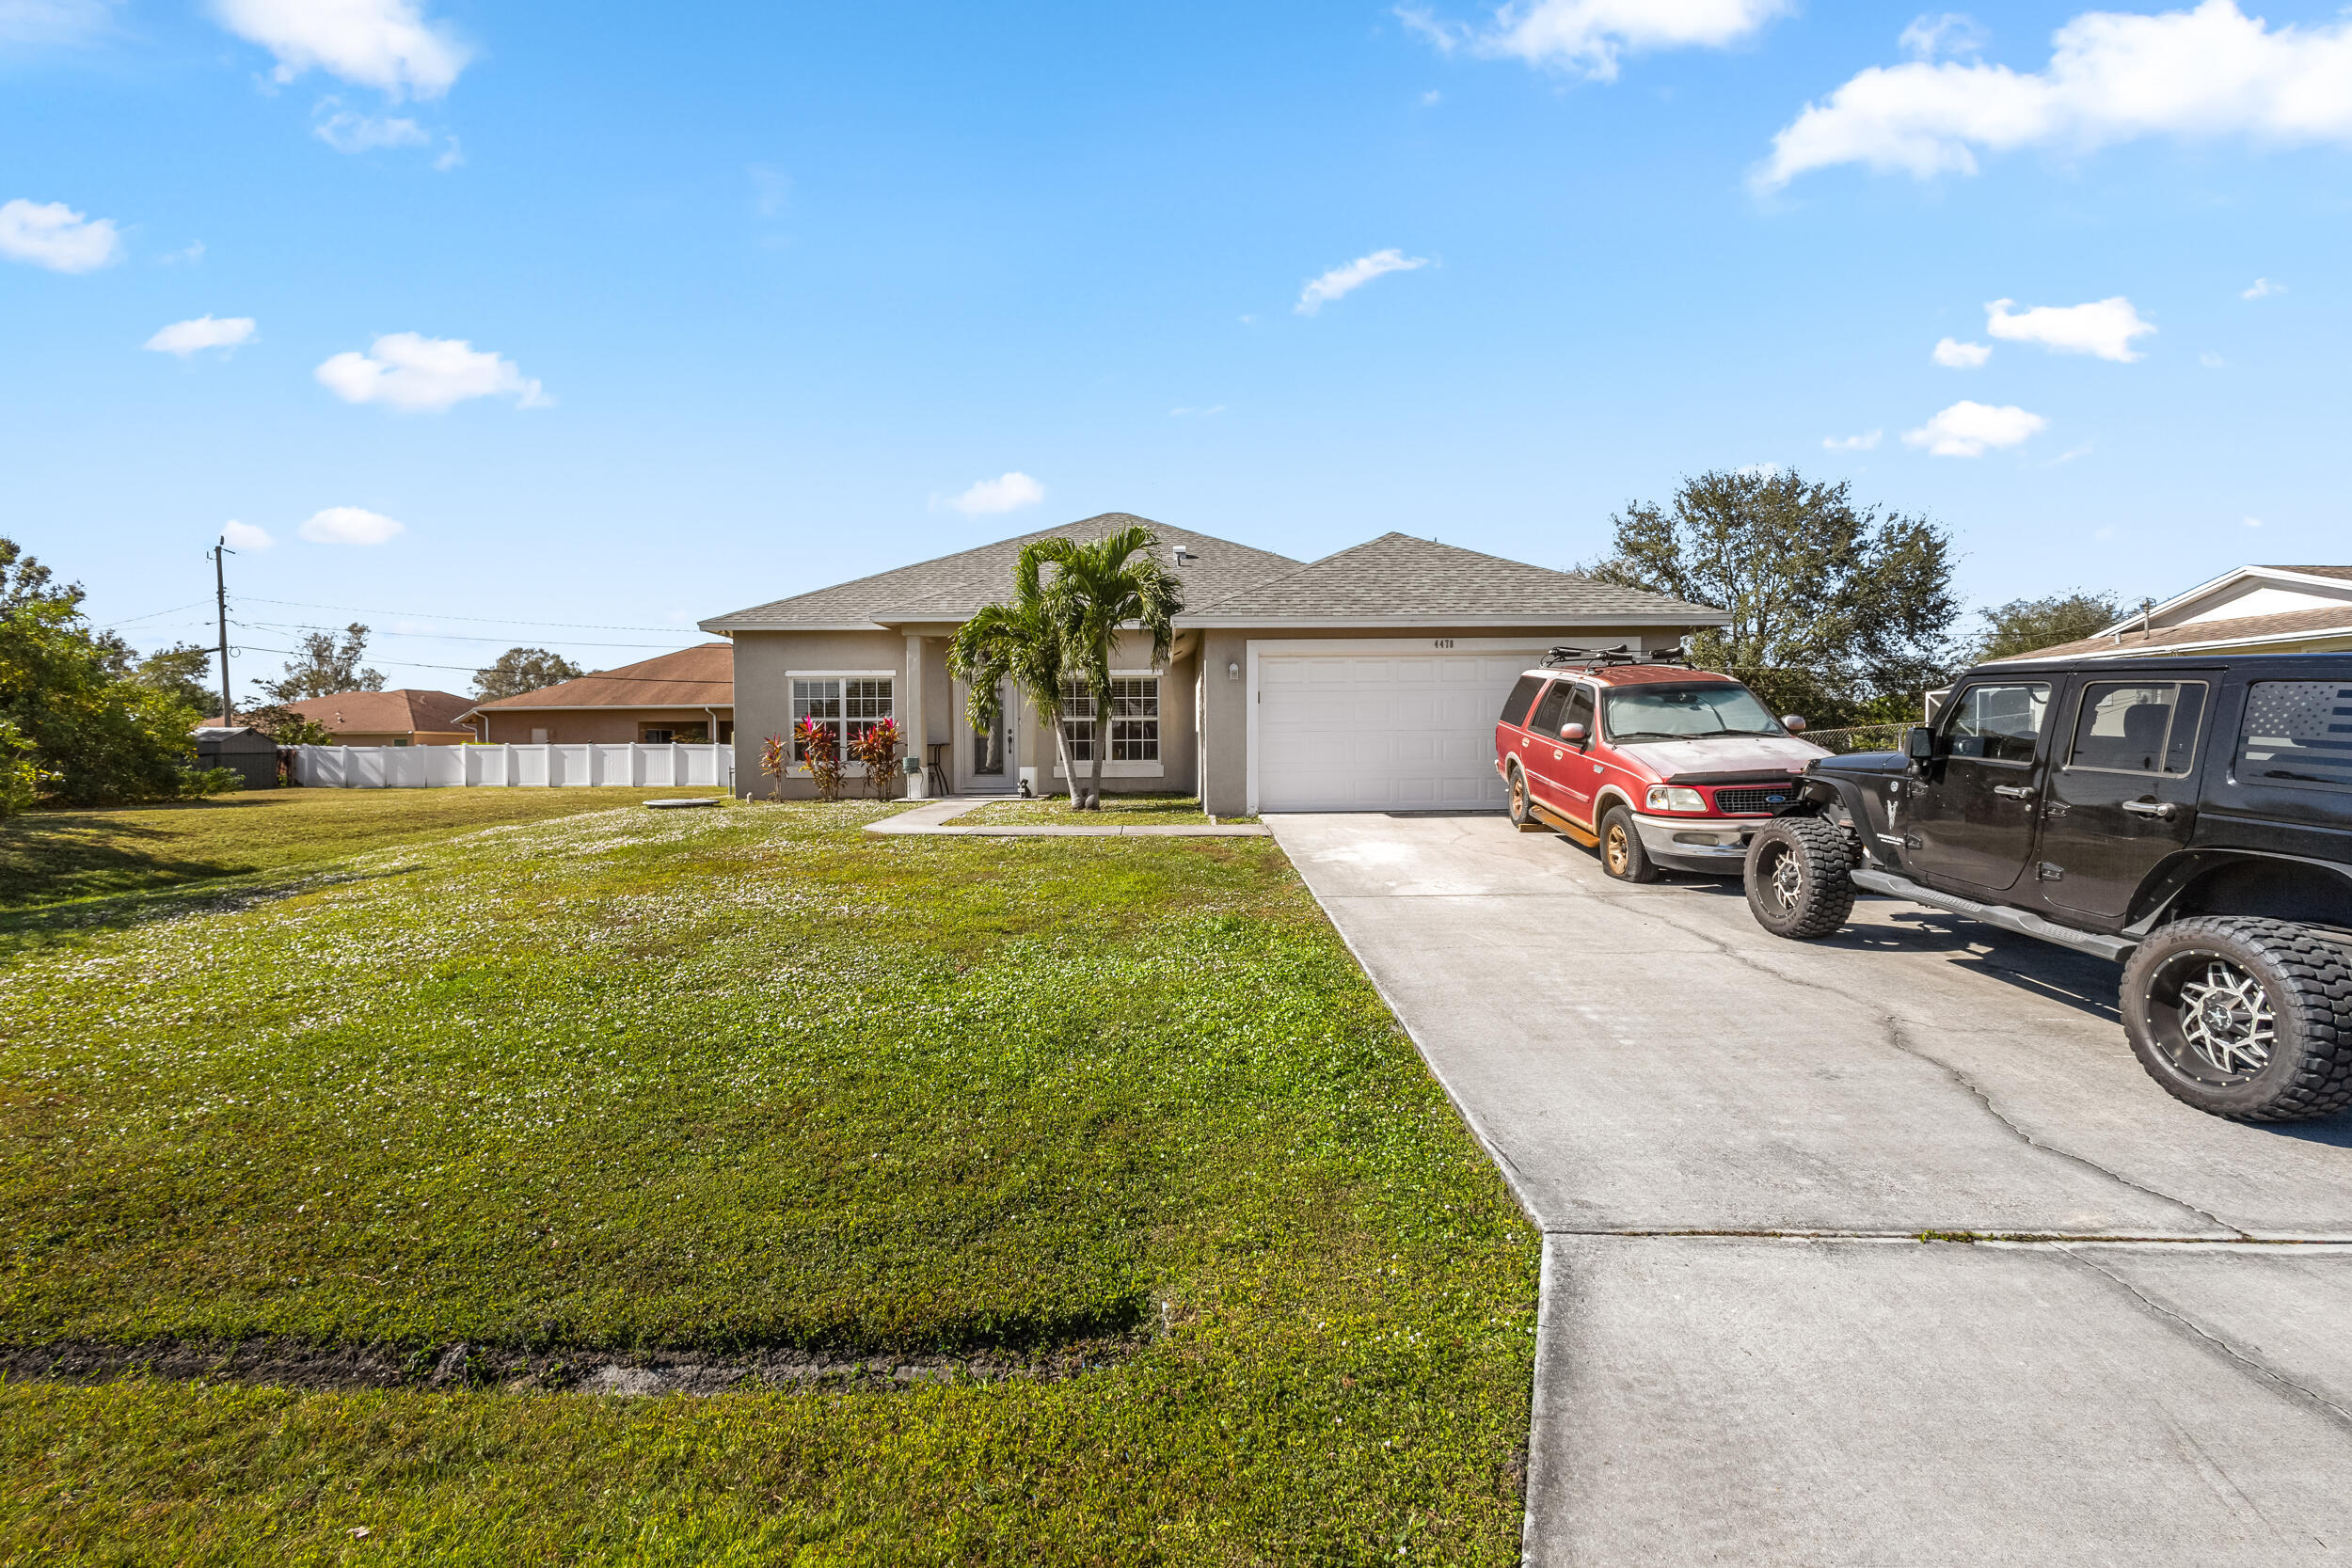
[1645,785,1708,813]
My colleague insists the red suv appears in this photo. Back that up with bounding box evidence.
[1495,648,1829,880]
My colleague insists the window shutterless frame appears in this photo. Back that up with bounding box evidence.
[2059,680,2210,777]
[1938,681,2052,768]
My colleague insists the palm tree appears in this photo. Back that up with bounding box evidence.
[948,541,1081,800]
[1035,525,1182,810]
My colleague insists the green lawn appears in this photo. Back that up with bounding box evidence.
[947,793,1256,827]
[0,796,1535,1562]
[0,786,730,911]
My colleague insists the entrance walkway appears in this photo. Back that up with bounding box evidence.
[1266,810,2352,1568]
[865,798,1269,838]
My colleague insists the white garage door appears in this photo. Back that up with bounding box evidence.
[1254,649,1543,812]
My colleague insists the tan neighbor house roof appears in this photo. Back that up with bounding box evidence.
[205,689,474,735]
[460,643,733,721]
[1989,602,2352,663]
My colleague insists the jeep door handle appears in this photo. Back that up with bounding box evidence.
[1992,784,2037,800]
[2121,800,2179,820]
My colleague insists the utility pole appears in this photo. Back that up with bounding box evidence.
[211,539,235,724]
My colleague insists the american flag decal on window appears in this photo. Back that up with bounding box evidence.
[2238,681,2352,790]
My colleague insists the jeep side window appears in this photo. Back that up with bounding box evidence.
[1942,682,2050,764]
[2236,679,2352,792]
[1500,674,1547,726]
[2065,681,2209,775]
[1562,684,1596,742]
[1528,680,1569,735]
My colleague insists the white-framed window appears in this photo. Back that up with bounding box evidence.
[790,675,893,762]
[1060,675,1159,763]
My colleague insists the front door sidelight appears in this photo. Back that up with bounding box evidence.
[2038,677,2209,920]
[1908,679,2053,893]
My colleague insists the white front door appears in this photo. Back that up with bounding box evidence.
[1251,646,1549,813]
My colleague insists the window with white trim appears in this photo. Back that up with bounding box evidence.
[1059,676,1159,763]
[790,676,892,761]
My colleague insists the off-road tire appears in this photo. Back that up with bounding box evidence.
[1599,804,1660,883]
[1507,765,1546,832]
[1743,816,1855,940]
[2121,916,2352,1122]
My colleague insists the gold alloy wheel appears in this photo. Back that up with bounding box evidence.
[1605,820,1630,875]
[1510,772,1527,819]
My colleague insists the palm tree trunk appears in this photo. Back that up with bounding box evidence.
[1050,712,1079,805]
[1088,709,1106,811]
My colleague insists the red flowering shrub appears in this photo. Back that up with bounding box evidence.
[850,717,902,799]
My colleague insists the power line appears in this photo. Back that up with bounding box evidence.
[238,617,690,650]
[241,594,698,635]
[92,599,210,630]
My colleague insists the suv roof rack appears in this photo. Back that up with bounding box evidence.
[1542,642,1692,670]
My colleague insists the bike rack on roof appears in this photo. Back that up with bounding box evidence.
[1541,641,1692,670]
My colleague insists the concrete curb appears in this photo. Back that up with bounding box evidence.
[864,798,1270,839]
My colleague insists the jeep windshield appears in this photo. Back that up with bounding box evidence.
[1604,684,1786,743]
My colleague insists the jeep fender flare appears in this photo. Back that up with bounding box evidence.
[2127,849,2352,933]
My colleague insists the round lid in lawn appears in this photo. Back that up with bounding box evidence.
[644,798,720,809]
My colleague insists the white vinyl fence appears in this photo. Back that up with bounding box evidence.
[291,743,734,790]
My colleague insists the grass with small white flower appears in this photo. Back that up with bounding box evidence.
[0,796,1535,1562]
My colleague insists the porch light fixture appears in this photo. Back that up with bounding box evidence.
[1227,660,1240,681]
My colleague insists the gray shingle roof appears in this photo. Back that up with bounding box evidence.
[1184,532,1727,626]
[2261,565,2352,582]
[699,515,1301,631]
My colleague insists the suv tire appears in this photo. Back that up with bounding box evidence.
[2121,917,2352,1122]
[1598,804,1661,883]
[1507,765,1546,832]
[1744,816,1856,940]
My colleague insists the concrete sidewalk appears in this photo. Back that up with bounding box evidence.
[865,798,1268,838]
[1266,811,2352,1567]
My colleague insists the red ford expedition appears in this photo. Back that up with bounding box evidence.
[1495,646,1830,880]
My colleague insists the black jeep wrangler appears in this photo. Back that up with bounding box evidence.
[1740,655,2352,1122]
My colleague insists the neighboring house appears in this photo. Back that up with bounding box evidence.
[1994,564,2352,663]
[699,513,1729,815]
[458,643,734,744]
[203,689,477,746]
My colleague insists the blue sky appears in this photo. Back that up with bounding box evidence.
[6,0,2347,695]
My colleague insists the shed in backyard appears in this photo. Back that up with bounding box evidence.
[193,726,278,788]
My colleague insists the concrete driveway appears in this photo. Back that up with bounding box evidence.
[1265,812,2352,1567]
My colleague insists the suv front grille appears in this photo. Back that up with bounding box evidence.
[1711,785,1796,816]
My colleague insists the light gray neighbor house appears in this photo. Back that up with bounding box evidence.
[700,514,1728,816]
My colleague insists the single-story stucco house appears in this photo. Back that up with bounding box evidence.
[700,514,1728,816]
[1990,563,2352,664]
[458,643,734,744]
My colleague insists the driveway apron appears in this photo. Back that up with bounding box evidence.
[1267,812,2352,1567]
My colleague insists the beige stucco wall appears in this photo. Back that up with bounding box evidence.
[730,629,914,799]
[478,708,732,745]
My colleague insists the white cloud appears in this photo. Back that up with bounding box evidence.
[221,519,273,549]
[298,506,405,546]
[946,472,1046,516]
[2240,276,2283,299]
[2241,515,2262,528]
[0,0,118,47]
[1822,430,1883,451]
[1757,0,2352,188]
[315,333,548,412]
[2200,351,2224,367]
[1985,295,2153,361]
[1420,88,1443,105]
[159,239,206,266]
[144,314,258,356]
[1903,400,2048,456]
[211,0,468,98]
[1402,0,1789,81]
[313,103,429,152]
[1931,336,1991,368]
[1296,248,1429,315]
[0,198,121,273]
[1900,12,1989,61]
[433,135,462,171]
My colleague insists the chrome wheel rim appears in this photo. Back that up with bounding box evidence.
[2149,949,2278,1086]
[1767,847,1804,912]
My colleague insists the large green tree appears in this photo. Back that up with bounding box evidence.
[472,646,585,702]
[1588,468,1961,727]
[0,539,210,805]
[255,623,384,704]
[135,642,219,714]
[1971,591,2121,663]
